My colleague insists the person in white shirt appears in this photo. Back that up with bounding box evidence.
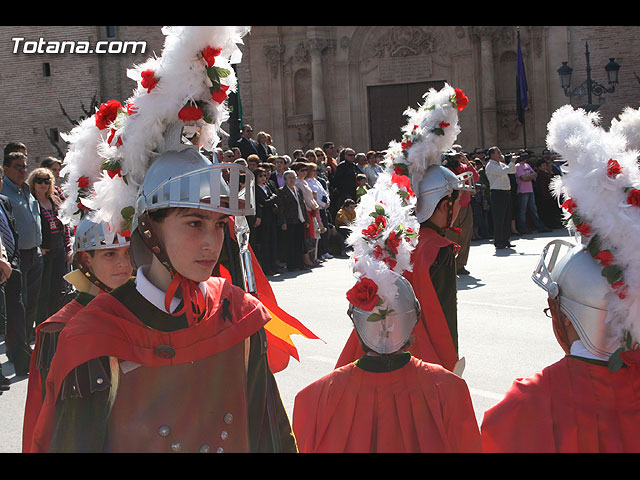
[484,146,517,250]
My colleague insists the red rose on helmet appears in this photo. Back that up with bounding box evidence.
[178,104,204,122]
[626,188,640,207]
[391,172,414,196]
[212,84,230,104]
[562,198,577,214]
[95,100,123,130]
[575,222,591,237]
[453,88,469,111]
[595,250,614,266]
[140,69,158,93]
[76,176,90,189]
[346,277,380,312]
[607,159,622,178]
[202,46,222,67]
[386,230,401,255]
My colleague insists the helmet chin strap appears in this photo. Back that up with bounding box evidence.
[76,260,112,294]
[138,212,206,326]
[442,195,461,233]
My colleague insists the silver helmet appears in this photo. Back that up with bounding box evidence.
[74,215,130,254]
[72,215,131,292]
[130,146,255,268]
[414,164,475,224]
[532,239,618,359]
[348,273,421,355]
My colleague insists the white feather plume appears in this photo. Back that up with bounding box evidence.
[546,104,640,346]
[610,106,640,154]
[58,115,111,228]
[345,83,467,319]
[85,26,250,233]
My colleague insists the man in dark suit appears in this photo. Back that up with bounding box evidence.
[276,170,309,272]
[235,124,260,160]
[332,148,358,219]
[252,167,280,275]
[0,169,30,377]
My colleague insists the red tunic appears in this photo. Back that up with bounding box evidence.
[335,227,458,371]
[293,355,480,453]
[29,277,271,453]
[22,298,86,453]
[481,356,640,452]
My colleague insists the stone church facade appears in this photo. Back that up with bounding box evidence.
[2,26,639,168]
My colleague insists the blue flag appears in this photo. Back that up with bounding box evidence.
[516,30,528,123]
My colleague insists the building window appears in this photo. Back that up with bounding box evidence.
[42,62,51,77]
[106,26,116,38]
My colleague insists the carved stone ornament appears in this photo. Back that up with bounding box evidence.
[264,44,285,78]
[371,26,437,59]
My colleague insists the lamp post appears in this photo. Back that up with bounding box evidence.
[557,41,620,112]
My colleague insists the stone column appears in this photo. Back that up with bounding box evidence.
[307,37,329,145]
[472,27,500,148]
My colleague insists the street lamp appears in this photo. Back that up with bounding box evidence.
[557,41,620,112]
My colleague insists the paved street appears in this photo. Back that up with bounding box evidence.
[0,228,571,452]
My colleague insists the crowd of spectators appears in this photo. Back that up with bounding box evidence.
[0,129,565,389]
[0,142,72,387]
[213,125,390,276]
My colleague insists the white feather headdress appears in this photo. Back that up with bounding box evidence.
[59,26,250,235]
[546,105,640,363]
[345,84,469,319]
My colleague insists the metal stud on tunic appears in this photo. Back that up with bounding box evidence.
[158,425,171,437]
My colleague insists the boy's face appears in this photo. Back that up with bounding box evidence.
[81,246,132,290]
[154,208,229,282]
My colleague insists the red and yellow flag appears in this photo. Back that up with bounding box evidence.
[220,221,321,373]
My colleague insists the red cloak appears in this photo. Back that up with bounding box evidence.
[335,227,458,371]
[293,356,480,453]
[22,297,86,452]
[481,356,640,452]
[29,276,271,453]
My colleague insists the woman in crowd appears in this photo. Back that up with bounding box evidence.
[291,162,322,268]
[27,168,72,327]
[305,162,333,261]
[252,166,281,275]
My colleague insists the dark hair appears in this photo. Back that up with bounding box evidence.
[148,208,177,223]
[487,146,500,157]
[41,156,61,169]
[4,141,26,157]
[342,198,356,208]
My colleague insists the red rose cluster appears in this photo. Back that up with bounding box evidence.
[346,277,380,312]
[95,100,123,130]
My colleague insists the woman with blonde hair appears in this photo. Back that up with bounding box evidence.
[27,168,72,326]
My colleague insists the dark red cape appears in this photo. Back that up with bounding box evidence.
[22,298,86,452]
[293,356,480,453]
[29,276,271,453]
[335,227,458,371]
[481,356,640,452]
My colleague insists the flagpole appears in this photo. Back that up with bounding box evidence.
[516,27,528,149]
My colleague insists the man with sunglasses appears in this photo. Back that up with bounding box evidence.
[2,150,43,368]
